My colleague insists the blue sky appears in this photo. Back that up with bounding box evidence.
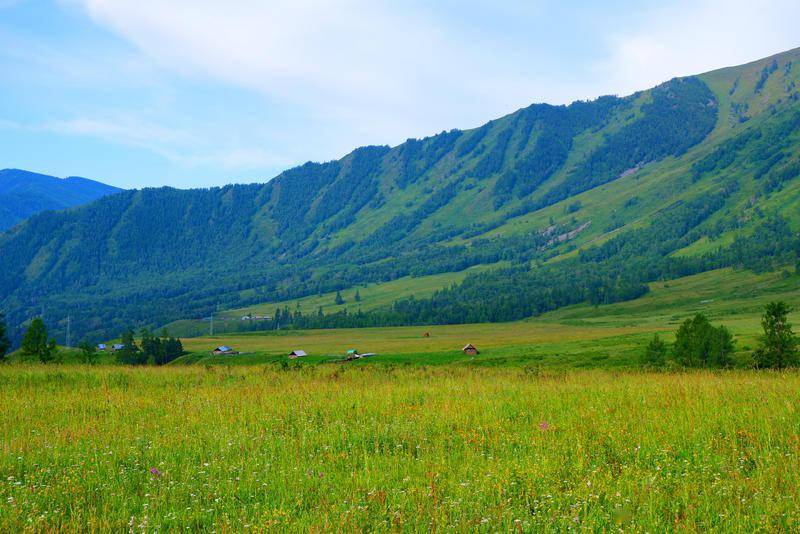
[1,0,798,189]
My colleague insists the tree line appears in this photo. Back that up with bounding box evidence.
[642,302,798,369]
[110,329,184,366]
[0,316,183,366]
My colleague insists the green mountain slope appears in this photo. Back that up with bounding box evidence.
[2,48,799,343]
[0,169,121,231]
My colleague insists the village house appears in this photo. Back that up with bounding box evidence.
[462,343,479,355]
[212,345,238,355]
[96,343,107,351]
[288,350,307,359]
[111,343,125,352]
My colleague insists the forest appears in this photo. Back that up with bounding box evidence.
[1,53,800,345]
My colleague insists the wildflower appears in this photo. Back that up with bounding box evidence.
[149,467,162,477]
[539,421,551,431]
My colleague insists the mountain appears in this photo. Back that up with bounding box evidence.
[1,48,800,344]
[0,169,121,231]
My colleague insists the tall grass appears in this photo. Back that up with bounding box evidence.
[1,365,799,530]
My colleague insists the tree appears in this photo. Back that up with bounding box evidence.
[154,329,183,365]
[0,313,10,362]
[162,336,184,365]
[754,301,798,369]
[334,291,345,305]
[354,290,361,302]
[21,317,57,363]
[641,334,667,368]
[674,314,710,367]
[708,325,735,368]
[77,341,99,365]
[116,329,146,365]
[673,313,734,368]
[140,328,163,364]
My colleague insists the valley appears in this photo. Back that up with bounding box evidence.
[2,11,800,529]
[2,49,799,346]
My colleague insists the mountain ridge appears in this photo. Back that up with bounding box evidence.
[0,168,121,231]
[1,47,799,343]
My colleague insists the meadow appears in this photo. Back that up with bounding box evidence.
[173,267,799,368]
[3,267,798,530]
[1,365,799,531]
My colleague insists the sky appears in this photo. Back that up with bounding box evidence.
[0,0,798,189]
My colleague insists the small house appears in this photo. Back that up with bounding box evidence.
[97,343,107,351]
[212,345,238,355]
[288,350,307,359]
[111,343,125,351]
[462,343,479,355]
[346,349,360,360]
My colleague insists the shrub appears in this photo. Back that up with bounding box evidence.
[641,334,667,368]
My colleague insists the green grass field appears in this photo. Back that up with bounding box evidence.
[2,267,799,530]
[2,366,800,530]
[170,267,798,368]
[163,263,504,338]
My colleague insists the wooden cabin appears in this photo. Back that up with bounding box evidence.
[212,345,238,355]
[462,343,479,355]
[288,350,307,359]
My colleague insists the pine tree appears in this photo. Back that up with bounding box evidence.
[0,313,10,362]
[117,329,145,365]
[21,317,57,363]
[754,301,798,369]
[335,291,345,305]
[354,290,361,302]
[140,328,163,364]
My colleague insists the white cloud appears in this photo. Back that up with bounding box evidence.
[45,117,191,146]
[595,0,800,95]
[17,1,800,186]
[76,0,552,149]
[76,0,800,155]
[43,116,288,170]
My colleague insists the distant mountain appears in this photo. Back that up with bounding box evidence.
[0,169,121,231]
[1,48,799,344]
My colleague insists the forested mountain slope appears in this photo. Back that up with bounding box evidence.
[0,169,121,231]
[2,48,800,343]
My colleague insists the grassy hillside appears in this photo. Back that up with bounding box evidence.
[163,263,505,337]
[2,48,800,344]
[171,267,799,368]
